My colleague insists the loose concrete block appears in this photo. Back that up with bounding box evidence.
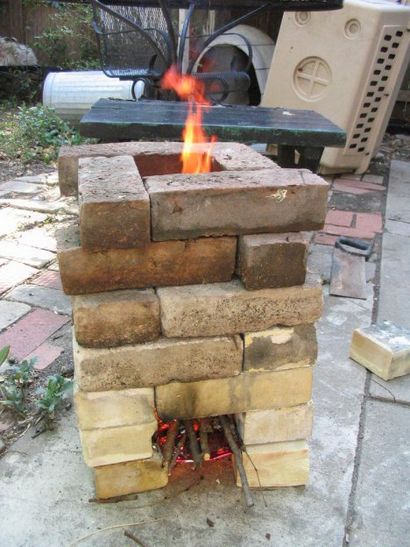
[235,440,309,488]
[94,452,168,499]
[72,289,160,347]
[243,324,317,372]
[158,275,322,338]
[58,142,277,196]
[74,387,155,430]
[350,321,410,381]
[79,156,150,249]
[80,421,157,467]
[238,233,309,289]
[156,367,313,420]
[57,223,236,294]
[145,168,328,240]
[235,403,313,445]
[74,334,243,391]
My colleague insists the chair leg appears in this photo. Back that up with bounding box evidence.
[297,146,324,173]
[277,145,296,168]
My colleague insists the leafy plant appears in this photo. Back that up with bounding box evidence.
[0,347,35,416]
[0,384,26,416]
[32,3,99,69]
[0,104,90,164]
[36,375,72,417]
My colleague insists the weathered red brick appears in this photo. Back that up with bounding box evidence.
[26,342,64,370]
[0,309,69,361]
[238,232,308,289]
[79,156,150,250]
[325,210,354,227]
[32,270,63,290]
[57,223,236,295]
[146,169,329,240]
[355,212,383,234]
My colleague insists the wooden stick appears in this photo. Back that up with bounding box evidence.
[169,431,186,472]
[184,419,202,468]
[219,415,254,508]
[199,419,210,461]
[124,529,148,547]
[162,419,179,470]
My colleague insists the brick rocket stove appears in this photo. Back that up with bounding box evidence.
[57,140,328,500]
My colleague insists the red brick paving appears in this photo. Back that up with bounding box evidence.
[355,212,383,233]
[314,233,338,246]
[325,210,354,227]
[0,308,69,361]
[32,270,63,290]
[0,261,37,294]
[333,179,385,194]
[324,224,375,240]
[26,341,64,370]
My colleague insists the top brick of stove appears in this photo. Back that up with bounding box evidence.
[60,142,329,250]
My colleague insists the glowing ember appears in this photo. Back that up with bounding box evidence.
[161,66,217,174]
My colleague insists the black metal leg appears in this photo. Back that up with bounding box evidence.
[297,146,324,172]
[277,145,296,168]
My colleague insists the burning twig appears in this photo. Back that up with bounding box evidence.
[219,415,254,508]
[199,419,211,461]
[124,529,148,547]
[169,431,186,472]
[162,419,179,471]
[184,419,202,468]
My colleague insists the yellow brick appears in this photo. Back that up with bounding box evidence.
[80,421,157,467]
[235,441,309,488]
[156,368,312,420]
[74,387,155,430]
[235,403,313,444]
[94,452,168,499]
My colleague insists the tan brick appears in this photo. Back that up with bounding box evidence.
[80,421,157,467]
[145,169,328,240]
[57,223,236,295]
[74,334,243,392]
[79,156,150,250]
[235,403,313,445]
[156,368,313,420]
[350,323,410,381]
[158,275,323,338]
[74,387,155,430]
[235,441,309,488]
[94,452,168,499]
[72,289,160,348]
[238,232,309,289]
[243,324,317,372]
[58,142,278,196]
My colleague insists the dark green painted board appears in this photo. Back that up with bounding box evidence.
[80,99,346,147]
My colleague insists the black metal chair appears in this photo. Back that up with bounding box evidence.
[91,0,343,103]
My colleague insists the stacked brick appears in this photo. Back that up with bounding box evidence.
[57,141,328,499]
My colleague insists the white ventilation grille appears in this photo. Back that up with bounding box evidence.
[346,28,405,155]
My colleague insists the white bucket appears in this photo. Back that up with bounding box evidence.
[42,71,143,125]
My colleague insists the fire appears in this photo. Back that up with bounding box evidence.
[161,66,216,174]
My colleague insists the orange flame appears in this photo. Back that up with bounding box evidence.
[161,66,216,174]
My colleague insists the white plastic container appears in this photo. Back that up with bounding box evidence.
[262,0,410,174]
[42,71,141,125]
